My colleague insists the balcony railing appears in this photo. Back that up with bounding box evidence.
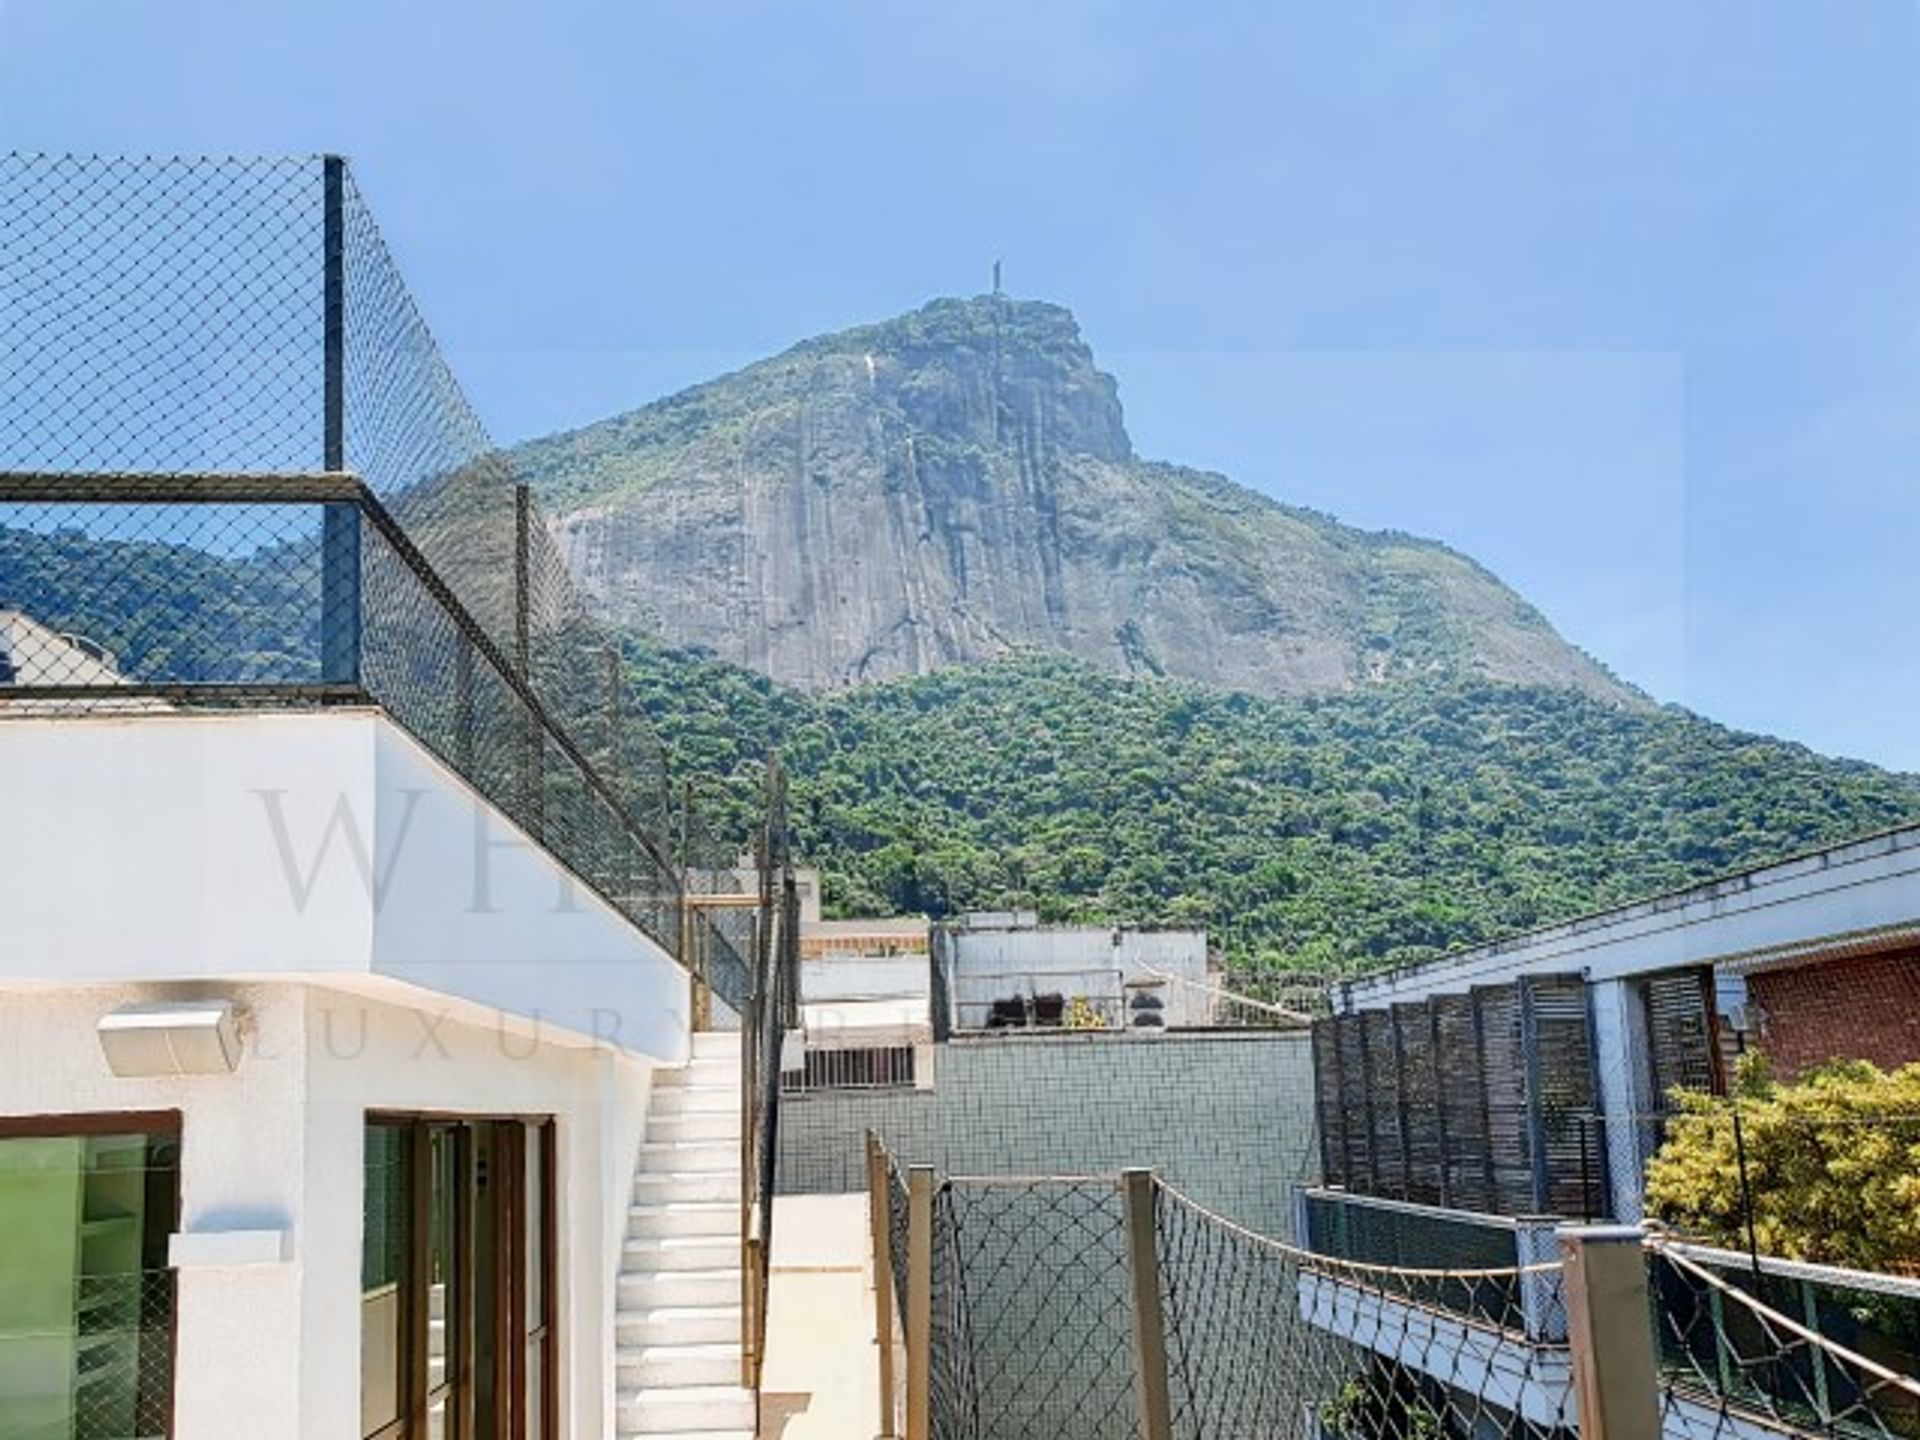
[0,154,692,964]
[1299,1186,1570,1338]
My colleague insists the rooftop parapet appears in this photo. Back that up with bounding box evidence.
[0,154,724,980]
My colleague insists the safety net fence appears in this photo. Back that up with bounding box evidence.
[875,1143,1920,1440]
[0,153,720,968]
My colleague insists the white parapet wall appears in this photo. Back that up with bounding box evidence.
[0,708,689,1062]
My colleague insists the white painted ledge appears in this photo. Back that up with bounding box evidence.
[169,1227,294,1268]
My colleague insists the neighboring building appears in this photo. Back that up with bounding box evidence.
[1316,820,1920,1224]
[1297,821,1920,1440]
[934,914,1213,1030]
[788,915,935,1092]
[778,913,1316,1238]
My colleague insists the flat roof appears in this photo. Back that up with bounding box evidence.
[1339,820,1920,1010]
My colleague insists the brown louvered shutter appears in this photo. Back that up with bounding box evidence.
[1644,966,1723,1111]
[1361,1009,1408,1198]
[1335,1013,1374,1190]
[1475,983,1536,1215]
[1311,1017,1347,1188]
[1520,973,1606,1219]
[1395,1001,1444,1204]
[1431,992,1494,1213]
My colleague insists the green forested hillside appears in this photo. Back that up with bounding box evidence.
[625,640,1920,975]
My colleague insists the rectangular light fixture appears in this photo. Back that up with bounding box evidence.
[98,1000,242,1077]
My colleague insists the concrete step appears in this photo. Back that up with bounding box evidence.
[623,1235,738,1274]
[619,1266,741,1310]
[637,1141,735,1176]
[628,1201,739,1240]
[618,1384,756,1435]
[690,1032,743,1058]
[617,1304,741,1348]
[649,1086,738,1117]
[619,1340,744,1389]
[646,1111,740,1145]
[652,1060,737,1090]
[634,1170,740,1205]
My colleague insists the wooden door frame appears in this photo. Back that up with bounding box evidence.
[364,1113,557,1440]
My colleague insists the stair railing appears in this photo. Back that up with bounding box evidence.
[741,756,800,1400]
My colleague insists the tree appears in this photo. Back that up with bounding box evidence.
[1643,1056,1920,1277]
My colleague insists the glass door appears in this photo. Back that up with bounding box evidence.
[361,1117,554,1440]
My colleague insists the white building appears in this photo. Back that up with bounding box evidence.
[0,153,758,1440]
[0,706,755,1439]
[935,915,1213,1031]
[788,917,935,1091]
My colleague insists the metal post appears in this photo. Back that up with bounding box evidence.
[322,156,346,473]
[513,483,533,676]
[868,1133,900,1439]
[1561,1226,1661,1440]
[513,483,541,837]
[319,154,360,687]
[906,1165,934,1440]
[1121,1169,1174,1440]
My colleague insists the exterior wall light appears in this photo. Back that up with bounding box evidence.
[97,1000,242,1076]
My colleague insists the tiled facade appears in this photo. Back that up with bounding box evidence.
[778,1028,1316,1237]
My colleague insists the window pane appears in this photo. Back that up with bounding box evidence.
[0,1128,178,1440]
[361,1123,409,1438]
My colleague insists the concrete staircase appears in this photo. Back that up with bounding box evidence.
[617,1030,756,1439]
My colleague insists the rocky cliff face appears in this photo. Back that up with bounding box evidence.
[515,297,1635,704]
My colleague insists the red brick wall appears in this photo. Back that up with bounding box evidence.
[1748,949,1920,1080]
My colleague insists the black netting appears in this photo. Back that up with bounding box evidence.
[933,1179,1137,1440]
[1159,1184,1574,1440]
[0,153,685,951]
[1651,1246,1920,1440]
[875,1140,1582,1440]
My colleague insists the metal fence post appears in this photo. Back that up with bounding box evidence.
[318,153,360,688]
[868,1133,900,1439]
[906,1165,934,1440]
[1121,1169,1174,1440]
[1561,1226,1660,1440]
[513,483,542,837]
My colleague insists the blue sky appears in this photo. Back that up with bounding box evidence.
[4,2,1918,770]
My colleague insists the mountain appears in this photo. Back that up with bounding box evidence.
[515,297,1635,705]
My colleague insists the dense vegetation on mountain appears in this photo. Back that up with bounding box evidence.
[11,515,1918,977]
[517,297,1633,704]
[0,524,321,681]
[623,638,1920,975]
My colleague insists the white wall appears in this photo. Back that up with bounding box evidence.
[801,955,929,1004]
[0,980,653,1440]
[0,983,313,1437]
[0,710,688,1063]
[301,987,652,1440]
